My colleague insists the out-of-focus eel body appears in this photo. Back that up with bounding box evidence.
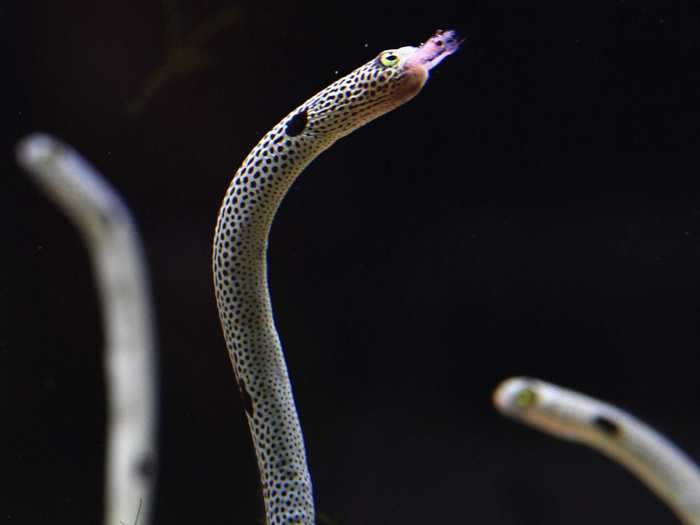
[495,377,700,525]
[17,135,158,525]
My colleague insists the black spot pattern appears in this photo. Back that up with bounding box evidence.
[134,454,156,479]
[212,48,423,525]
[239,378,254,417]
[285,110,308,137]
[593,415,621,437]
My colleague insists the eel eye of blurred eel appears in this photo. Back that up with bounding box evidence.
[515,387,538,408]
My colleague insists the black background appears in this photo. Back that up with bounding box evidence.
[3,2,700,524]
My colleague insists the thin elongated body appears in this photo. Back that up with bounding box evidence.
[494,377,700,525]
[213,31,460,524]
[16,135,158,525]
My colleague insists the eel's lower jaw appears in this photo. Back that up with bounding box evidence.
[396,62,429,100]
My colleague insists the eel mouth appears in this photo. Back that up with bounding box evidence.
[406,29,463,71]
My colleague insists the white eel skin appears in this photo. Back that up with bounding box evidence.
[16,134,158,525]
[213,31,461,525]
[494,377,700,525]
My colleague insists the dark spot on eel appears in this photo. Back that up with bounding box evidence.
[239,378,254,416]
[134,454,156,479]
[285,109,308,137]
[592,415,620,437]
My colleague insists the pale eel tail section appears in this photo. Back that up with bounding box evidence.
[17,134,158,525]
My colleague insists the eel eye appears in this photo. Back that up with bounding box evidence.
[379,51,400,67]
[515,387,537,409]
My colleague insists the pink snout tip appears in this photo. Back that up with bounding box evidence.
[406,29,463,71]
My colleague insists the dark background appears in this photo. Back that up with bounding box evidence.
[2,2,700,524]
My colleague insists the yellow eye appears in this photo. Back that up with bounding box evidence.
[515,387,537,408]
[379,51,400,67]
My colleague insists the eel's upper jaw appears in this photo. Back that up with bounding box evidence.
[406,29,463,71]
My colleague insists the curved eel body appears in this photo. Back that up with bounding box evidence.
[213,31,460,524]
[494,377,700,525]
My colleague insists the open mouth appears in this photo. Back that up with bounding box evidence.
[407,29,463,71]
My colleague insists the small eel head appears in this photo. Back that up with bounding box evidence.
[391,28,463,100]
[299,29,462,141]
[493,377,618,443]
[493,377,581,439]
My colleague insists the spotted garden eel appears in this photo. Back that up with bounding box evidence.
[212,30,461,524]
[16,134,158,525]
[494,377,700,525]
